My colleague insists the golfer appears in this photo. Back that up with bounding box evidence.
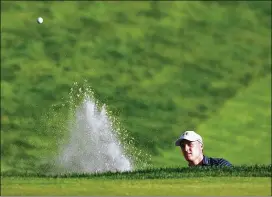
[175,131,232,167]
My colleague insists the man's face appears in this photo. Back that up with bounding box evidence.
[180,140,203,162]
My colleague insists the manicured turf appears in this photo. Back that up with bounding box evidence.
[2,177,270,196]
[2,166,271,195]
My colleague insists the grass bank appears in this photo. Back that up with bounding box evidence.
[1,1,271,173]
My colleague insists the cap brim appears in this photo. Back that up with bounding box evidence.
[175,139,182,146]
[175,137,198,146]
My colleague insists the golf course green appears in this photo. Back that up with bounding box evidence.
[2,177,270,196]
[2,166,271,195]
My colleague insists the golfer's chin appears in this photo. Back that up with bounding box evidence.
[184,154,194,161]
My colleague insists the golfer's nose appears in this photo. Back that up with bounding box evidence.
[185,144,190,151]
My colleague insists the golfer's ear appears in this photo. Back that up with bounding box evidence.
[200,143,204,149]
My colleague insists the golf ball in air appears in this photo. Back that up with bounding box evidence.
[37,17,43,24]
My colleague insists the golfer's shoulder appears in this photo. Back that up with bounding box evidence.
[205,155,232,167]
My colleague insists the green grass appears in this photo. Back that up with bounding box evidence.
[2,165,271,179]
[2,177,271,196]
[132,71,271,168]
[1,1,271,173]
[198,74,271,165]
[2,166,271,196]
[152,74,272,167]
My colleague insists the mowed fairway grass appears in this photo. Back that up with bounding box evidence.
[1,177,271,196]
[2,166,271,196]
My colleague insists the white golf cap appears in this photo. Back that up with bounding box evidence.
[175,131,203,146]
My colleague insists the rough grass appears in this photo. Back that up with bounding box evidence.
[2,165,271,179]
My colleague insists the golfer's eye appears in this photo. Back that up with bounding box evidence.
[181,143,194,148]
[189,142,196,147]
[180,144,188,149]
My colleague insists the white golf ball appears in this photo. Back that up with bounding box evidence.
[37,17,43,24]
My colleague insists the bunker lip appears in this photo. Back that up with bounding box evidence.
[2,165,271,178]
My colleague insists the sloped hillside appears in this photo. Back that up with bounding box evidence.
[1,1,271,172]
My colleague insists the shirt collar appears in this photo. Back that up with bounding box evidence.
[202,155,209,165]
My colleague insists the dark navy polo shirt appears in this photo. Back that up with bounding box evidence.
[202,155,232,166]
[191,155,232,167]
